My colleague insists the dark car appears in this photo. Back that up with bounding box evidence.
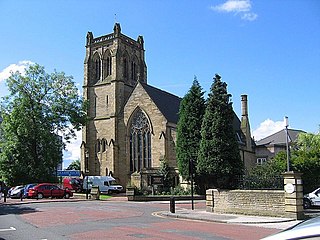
[28,183,73,199]
[23,183,37,198]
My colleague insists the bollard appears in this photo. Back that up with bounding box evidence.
[170,196,175,213]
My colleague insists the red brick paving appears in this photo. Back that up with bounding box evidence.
[16,199,278,240]
[20,206,143,228]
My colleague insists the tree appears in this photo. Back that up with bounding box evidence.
[0,63,86,186]
[292,132,320,192]
[66,159,81,170]
[158,157,173,193]
[176,77,205,182]
[197,74,243,190]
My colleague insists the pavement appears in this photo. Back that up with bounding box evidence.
[157,208,302,230]
[1,195,302,230]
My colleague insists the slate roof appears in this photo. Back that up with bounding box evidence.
[140,83,181,124]
[256,129,305,146]
[140,83,245,142]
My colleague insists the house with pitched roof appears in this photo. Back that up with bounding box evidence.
[80,23,256,189]
[255,129,305,164]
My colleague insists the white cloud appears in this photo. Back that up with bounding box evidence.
[212,0,251,12]
[252,119,286,141]
[0,60,34,82]
[211,0,258,21]
[63,129,82,169]
[241,12,258,21]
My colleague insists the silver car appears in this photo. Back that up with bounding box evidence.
[304,188,320,209]
[261,216,320,240]
[9,185,24,198]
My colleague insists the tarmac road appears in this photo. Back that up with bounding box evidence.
[0,198,283,240]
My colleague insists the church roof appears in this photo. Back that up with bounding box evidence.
[140,83,181,124]
[256,129,304,146]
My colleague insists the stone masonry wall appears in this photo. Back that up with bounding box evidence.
[206,189,286,217]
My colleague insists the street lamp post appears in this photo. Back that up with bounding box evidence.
[285,116,290,172]
[85,150,89,199]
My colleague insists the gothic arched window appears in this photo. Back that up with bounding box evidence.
[103,53,112,77]
[131,61,136,81]
[92,53,101,81]
[123,57,128,79]
[129,109,151,173]
[103,51,112,78]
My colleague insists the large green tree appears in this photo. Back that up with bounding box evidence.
[176,77,206,182]
[292,132,320,192]
[0,63,86,185]
[197,74,243,190]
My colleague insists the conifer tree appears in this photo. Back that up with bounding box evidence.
[197,74,243,190]
[176,77,205,182]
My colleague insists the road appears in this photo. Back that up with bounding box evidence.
[0,198,293,240]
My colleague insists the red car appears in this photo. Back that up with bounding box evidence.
[28,183,73,199]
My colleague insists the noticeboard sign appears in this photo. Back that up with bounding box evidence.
[150,175,164,185]
[57,170,81,177]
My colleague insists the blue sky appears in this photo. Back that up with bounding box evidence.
[0,0,319,168]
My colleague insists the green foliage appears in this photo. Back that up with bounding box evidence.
[0,63,86,186]
[66,159,81,170]
[197,74,243,190]
[176,77,205,181]
[158,158,174,192]
[170,185,191,195]
[243,132,320,193]
[291,132,320,193]
[241,152,286,189]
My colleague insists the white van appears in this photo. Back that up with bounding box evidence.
[83,176,123,194]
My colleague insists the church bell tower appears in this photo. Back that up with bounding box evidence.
[81,23,147,185]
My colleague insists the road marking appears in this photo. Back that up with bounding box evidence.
[0,227,16,232]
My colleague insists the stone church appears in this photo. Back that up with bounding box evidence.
[80,23,256,189]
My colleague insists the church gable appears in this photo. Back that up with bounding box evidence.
[140,83,181,124]
[124,82,166,128]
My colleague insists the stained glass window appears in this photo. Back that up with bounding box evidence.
[129,109,151,172]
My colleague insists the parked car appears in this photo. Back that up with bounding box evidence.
[63,177,83,192]
[7,186,14,197]
[303,187,320,209]
[22,183,38,198]
[261,216,320,239]
[9,185,24,199]
[28,183,73,199]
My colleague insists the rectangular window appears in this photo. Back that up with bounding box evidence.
[256,157,267,165]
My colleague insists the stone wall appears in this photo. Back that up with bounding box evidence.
[206,189,286,217]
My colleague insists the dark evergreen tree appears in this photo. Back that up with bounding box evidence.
[176,77,205,182]
[197,74,243,190]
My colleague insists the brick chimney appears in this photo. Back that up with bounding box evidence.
[241,94,252,151]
